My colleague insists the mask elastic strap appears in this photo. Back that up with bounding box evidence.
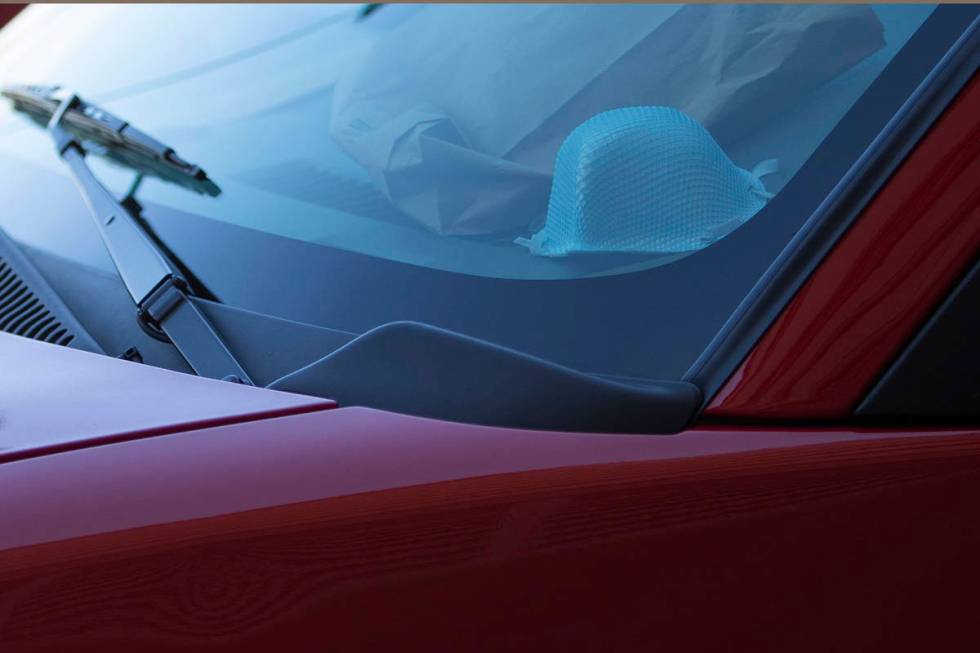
[749,158,779,199]
[751,158,779,178]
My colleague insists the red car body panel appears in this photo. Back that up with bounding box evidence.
[707,75,980,419]
[4,407,970,552]
[1,411,979,651]
[0,332,335,464]
[0,5,22,30]
[0,409,980,651]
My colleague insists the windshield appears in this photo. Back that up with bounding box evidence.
[0,3,954,382]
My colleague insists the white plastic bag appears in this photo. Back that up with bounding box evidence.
[331,4,883,236]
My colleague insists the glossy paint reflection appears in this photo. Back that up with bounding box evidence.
[2,406,980,650]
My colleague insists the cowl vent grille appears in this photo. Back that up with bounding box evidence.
[0,257,75,346]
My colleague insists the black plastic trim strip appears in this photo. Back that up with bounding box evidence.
[857,254,980,420]
[271,321,702,434]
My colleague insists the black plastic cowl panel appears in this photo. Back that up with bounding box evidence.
[270,321,702,434]
[0,226,101,352]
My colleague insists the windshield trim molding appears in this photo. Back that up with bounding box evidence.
[686,6,980,409]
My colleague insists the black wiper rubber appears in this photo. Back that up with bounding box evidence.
[270,321,702,434]
[22,88,252,384]
[358,3,384,20]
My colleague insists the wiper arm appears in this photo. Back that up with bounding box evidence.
[6,86,252,384]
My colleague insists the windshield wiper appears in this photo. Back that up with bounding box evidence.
[1,84,220,196]
[358,4,384,20]
[3,85,252,384]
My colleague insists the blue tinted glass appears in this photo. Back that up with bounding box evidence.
[0,3,960,384]
[0,4,934,281]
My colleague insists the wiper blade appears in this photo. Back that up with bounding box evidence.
[1,84,220,196]
[358,3,384,19]
[3,86,252,384]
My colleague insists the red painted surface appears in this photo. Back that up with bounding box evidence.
[707,75,980,419]
[0,4,23,29]
[0,407,978,650]
[0,332,335,464]
[0,407,953,552]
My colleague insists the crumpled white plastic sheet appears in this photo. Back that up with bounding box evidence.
[330,4,884,237]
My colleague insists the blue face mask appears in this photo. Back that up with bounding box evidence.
[516,106,777,257]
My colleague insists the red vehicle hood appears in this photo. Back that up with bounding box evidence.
[0,332,335,464]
